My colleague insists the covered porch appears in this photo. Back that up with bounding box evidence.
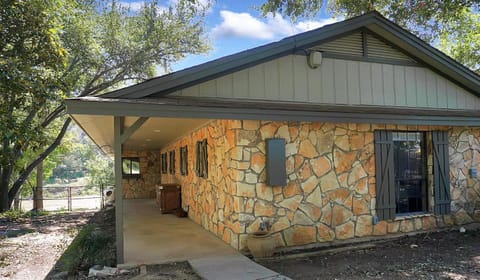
[123,198,237,265]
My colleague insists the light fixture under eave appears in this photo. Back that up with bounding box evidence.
[307,51,323,69]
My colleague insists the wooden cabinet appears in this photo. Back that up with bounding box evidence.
[156,184,181,214]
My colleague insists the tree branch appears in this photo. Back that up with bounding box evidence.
[8,118,72,206]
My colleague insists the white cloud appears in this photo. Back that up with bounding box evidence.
[212,11,276,40]
[212,11,339,40]
[295,18,339,32]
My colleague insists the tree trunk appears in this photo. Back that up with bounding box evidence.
[33,161,44,211]
[0,167,12,212]
[13,191,20,210]
[7,118,72,209]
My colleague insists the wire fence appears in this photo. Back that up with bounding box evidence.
[18,185,106,212]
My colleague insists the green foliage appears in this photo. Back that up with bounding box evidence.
[61,0,210,97]
[260,0,480,73]
[0,0,71,210]
[87,155,114,188]
[0,208,48,221]
[0,0,209,211]
[440,8,480,73]
[57,221,115,274]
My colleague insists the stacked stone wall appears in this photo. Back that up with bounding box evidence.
[122,150,161,199]
[160,120,243,248]
[157,120,480,250]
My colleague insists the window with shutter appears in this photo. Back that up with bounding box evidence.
[195,139,208,178]
[374,130,396,220]
[375,130,451,220]
[180,146,188,176]
[169,150,175,174]
[432,131,451,215]
[161,153,168,174]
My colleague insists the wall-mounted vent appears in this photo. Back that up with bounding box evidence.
[311,32,363,57]
[366,33,416,63]
[310,30,418,64]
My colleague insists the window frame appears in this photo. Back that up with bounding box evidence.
[392,131,429,215]
[122,157,141,178]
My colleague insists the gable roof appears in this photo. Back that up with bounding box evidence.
[100,11,480,99]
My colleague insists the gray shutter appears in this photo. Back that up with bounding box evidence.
[183,146,188,175]
[195,142,200,176]
[202,139,208,178]
[374,130,396,220]
[432,131,451,215]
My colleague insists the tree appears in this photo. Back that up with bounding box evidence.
[0,0,68,211]
[0,0,210,211]
[260,0,480,73]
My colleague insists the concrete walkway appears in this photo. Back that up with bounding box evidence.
[123,199,286,279]
[189,255,289,280]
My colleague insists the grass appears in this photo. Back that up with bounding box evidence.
[0,209,49,221]
[53,210,115,275]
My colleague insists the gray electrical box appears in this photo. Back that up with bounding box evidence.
[266,138,286,186]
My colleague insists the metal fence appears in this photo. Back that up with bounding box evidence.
[19,185,105,212]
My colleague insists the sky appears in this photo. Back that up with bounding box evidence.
[120,0,338,72]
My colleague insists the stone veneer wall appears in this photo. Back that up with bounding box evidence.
[160,120,480,251]
[122,150,161,199]
[160,120,242,248]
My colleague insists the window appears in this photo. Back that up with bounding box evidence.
[195,139,208,178]
[169,150,175,174]
[180,146,188,175]
[122,157,140,178]
[374,130,451,220]
[161,153,167,174]
[393,132,427,214]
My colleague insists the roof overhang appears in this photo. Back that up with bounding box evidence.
[67,96,480,127]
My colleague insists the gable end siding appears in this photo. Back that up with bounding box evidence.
[170,56,480,110]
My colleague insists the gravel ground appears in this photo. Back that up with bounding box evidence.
[0,212,93,280]
[260,227,480,280]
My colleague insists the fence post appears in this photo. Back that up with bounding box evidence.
[100,184,104,209]
[67,187,72,212]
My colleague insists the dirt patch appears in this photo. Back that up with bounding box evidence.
[260,228,480,280]
[0,211,93,280]
[45,206,202,280]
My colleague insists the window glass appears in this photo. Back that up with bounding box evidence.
[122,157,140,177]
[393,132,427,214]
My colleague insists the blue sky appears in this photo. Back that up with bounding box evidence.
[121,0,338,72]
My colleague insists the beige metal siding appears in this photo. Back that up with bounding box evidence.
[171,56,480,110]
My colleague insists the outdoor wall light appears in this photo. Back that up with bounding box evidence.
[307,51,323,69]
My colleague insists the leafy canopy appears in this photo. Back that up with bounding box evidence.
[0,0,210,211]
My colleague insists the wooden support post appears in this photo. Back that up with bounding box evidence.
[114,116,124,264]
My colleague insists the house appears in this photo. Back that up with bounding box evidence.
[66,11,480,264]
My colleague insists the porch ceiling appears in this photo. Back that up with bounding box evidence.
[72,114,210,155]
